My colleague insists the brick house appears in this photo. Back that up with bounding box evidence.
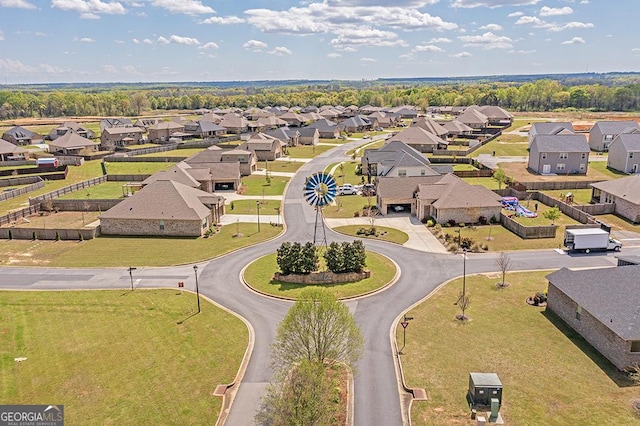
[48,132,100,155]
[2,126,43,146]
[100,126,145,150]
[590,175,640,223]
[147,121,185,143]
[546,266,640,370]
[0,138,29,161]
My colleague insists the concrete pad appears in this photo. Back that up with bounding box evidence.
[225,382,269,425]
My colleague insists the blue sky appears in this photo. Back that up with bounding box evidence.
[0,0,637,84]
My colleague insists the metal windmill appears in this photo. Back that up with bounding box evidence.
[303,172,337,247]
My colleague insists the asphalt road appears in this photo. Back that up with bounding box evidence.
[1,134,637,425]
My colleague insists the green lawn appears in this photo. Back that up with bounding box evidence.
[139,148,203,158]
[437,224,567,251]
[472,139,529,157]
[401,271,638,425]
[332,225,409,245]
[104,161,175,175]
[325,161,363,186]
[257,160,304,173]
[0,289,247,425]
[286,144,334,158]
[595,213,640,234]
[240,175,290,196]
[243,251,396,299]
[503,201,580,227]
[0,223,282,267]
[57,182,127,199]
[587,161,628,179]
[452,164,478,172]
[228,199,281,215]
[322,196,374,219]
[347,140,386,157]
[461,177,503,190]
[541,189,593,205]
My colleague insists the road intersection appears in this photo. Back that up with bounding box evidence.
[1,135,637,425]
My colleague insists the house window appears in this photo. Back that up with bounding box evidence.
[604,134,614,141]
[630,152,634,159]
[559,152,568,159]
[631,341,640,353]
[159,220,165,231]
[398,169,407,177]
[420,169,426,176]
[541,153,547,159]
[557,163,565,171]
[576,305,582,320]
[580,163,586,171]
[581,153,587,159]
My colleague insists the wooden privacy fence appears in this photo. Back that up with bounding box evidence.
[29,176,107,205]
[104,156,186,163]
[52,199,121,212]
[0,178,45,202]
[500,212,557,239]
[511,180,603,191]
[0,205,40,226]
[0,227,99,241]
[106,174,151,182]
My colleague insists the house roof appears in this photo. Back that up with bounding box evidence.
[530,134,589,153]
[306,118,338,132]
[411,117,448,136]
[100,180,217,221]
[590,120,640,135]
[3,126,39,141]
[265,127,298,143]
[48,132,99,150]
[477,105,513,120]
[390,126,447,146]
[0,138,27,154]
[220,115,249,129]
[610,133,640,152]
[378,176,443,199]
[196,120,226,133]
[101,118,133,127]
[531,122,574,135]
[590,175,640,204]
[457,108,488,125]
[103,126,144,135]
[420,175,503,209]
[338,115,372,129]
[257,116,288,127]
[364,140,439,177]
[210,162,241,180]
[546,266,640,340]
[441,120,473,133]
[241,133,283,151]
[141,162,201,188]
[297,127,319,137]
[148,121,184,131]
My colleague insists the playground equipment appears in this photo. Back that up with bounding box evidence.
[501,196,538,218]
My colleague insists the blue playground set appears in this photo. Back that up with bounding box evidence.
[501,196,538,218]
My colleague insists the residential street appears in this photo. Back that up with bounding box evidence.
[0,136,637,425]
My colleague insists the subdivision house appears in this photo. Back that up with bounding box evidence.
[2,126,43,146]
[141,161,241,192]
[376,173,502,222]
[607,133,640,174]
[239,133,285,161]
[441,120,473,137]
[0,138,28,161]
[133,118,159,132]
[528,134,590,175]
[279,112,307,127]
[473,105,513,126]
[265,127,300,147]
[184,120,226,138]
[367,111,400,128]
[338,115,373,133]
[100,126,145,150]
[362,140,440,181]
[100,118,133,132]
[528,122,574,148]
[219,114,250,134]
[546,266,640,370]
[48,122,95,140]
[389,126,448,153]
[297,128,319,146]
[411,117,448,139]
[589,120,640,152]
[99,179,225,237]
[48,132,100,155]
[185,145,257,176]
[384,105,419,119]
[305,118,340,139]
[456,108,488,129]
[590,175,640,223]
[257,115,288,129]
[147,121,185,143]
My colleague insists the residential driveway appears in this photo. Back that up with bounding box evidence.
[476,153,527,170]
[325,215,448,253]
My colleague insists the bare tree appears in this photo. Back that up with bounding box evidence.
[456,292,471,321]
[495,252,512,288]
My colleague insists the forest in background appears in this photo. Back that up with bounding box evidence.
[1,72,640,119]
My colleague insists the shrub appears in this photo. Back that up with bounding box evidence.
[490,214,498,224]
[447,219,457,227]
[354,211,360,217]
[478,216,488,225]
[55,232,60,241]
[426,219,435,227]
[433,223,442,232]
[460,236,475,249]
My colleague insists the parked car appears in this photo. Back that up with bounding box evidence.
[361,183,376,196]
[393,205,405,212]
[338,184,357,195]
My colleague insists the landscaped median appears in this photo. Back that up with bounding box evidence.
[332,225,409,245]
[0,289,248,425]
[397,271,639,424]
[243,250,397,299]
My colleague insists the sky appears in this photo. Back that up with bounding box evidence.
[0,0,637,84]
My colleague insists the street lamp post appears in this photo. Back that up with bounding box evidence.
[256,200,261,232]
[193,265,201,314]
[128,266,137,291]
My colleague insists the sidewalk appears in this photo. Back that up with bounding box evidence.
[325,215,448,254]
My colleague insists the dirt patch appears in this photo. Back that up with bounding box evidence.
[499,161,613,183]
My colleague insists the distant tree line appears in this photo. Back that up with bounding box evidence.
[2,77,640,119]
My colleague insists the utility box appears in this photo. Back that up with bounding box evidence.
[468,373,502,408]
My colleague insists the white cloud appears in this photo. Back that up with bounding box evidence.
[79,37,95,42]
[479,23,503,31]
[199,41,219,49]
[561,36,585,44]
[201,15,245,25]
[168,35,200,45]
[0,0,35,8]
[102,64,118,74]
[547,21,593,31]
[515,15,542,25]
[52,0,127,15]
[121,65,142,75]
[632,48,640,52]
[34,32,47,37]
[360,57,377,62]
[327,52,341,58]
[143,38,152,44]
[269,46,292,56]
[539,6,573,16]
[428,37,452,43]
[150,0,215,15]
[330,26,407,51]
[156,36,169,44]
[0,58,67,75]
[243,39,268,52]
[451,0,541,8]
[114,39,125,44]
[132,38,139,44]
[399,52,415,60]
[458,31,513,49]
[80,12,101,19]
[511,49,536,53]
[450,51,472,58]
[508,11,524,17]
[414,44,443,52]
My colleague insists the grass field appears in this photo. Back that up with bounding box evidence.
[499,160,624,183]
[595,213,640,234]
[461,177,503,190]
[346,139,385,157]
[541,188,593,205]
[437,224,568,251]
[0,222,282,267]
[323,196,374,219]
[139,148,203,158]
[332,225,409,245]
[257,160,304,173]
[286,144,334,158]
[104,161,175,175]
[6,211,101,228]
[240,175,290,196]
[503,202,580,227]
[325,161,362,186]
[228,199,281,215]
[401,271,639,425]
[57,182,127,199]
[243,251,396,299]
[0,289,247,425]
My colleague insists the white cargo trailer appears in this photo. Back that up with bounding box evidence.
[564,228,622,253]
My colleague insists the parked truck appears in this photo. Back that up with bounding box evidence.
[564,228,622,253]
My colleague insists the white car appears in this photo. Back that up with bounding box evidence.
[338,184,357,196]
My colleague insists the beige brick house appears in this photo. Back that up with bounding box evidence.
[590,175,640,224]
[100,126,145,150]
